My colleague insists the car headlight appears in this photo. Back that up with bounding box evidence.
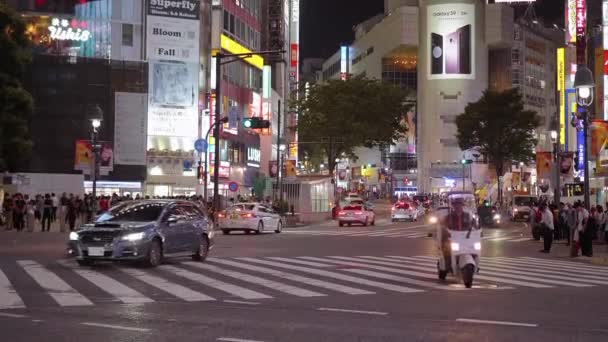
[514,208,518,213]
[493,214,501,220]
[474,242,482,251]
[429,216,438,224]
[450,242,460,251]
[69,232,79,241]
[121,232,145,241]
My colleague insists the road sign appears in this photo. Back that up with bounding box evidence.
[194,139,207,153]
[228,181,239,192]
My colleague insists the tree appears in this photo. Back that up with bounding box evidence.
[0,3,34,171]
[292,76,411,175]
[455,88,540,204]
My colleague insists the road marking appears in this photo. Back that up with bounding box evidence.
[0,269,25,309]
[492,257,608,276]
[217,338,266,342]
[456,318,538,328]
[318,307,388,316]
[520,257,608,272]
[241,258,423,294]
[0,312,27,318]
[267,257,333,268]
[17,260,93,307]
[81,322,151,332]
[118,267,215,302]
[223,300,261,305]
[383,256,554,289]
[186,262,326,297]
[486,237,511,241]
[480,259,608,285]
[160,265,271,300]
[209,258,373,295]
[306,257,461,291]
[58,261,154,304]
[508,238,532,242]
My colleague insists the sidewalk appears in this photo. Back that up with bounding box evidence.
[544,239,608,266]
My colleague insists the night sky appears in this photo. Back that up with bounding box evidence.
[301,0,565,60]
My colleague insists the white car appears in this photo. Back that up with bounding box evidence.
[391,202,418,222]
[218,203,283,235]
[338,204,375,227]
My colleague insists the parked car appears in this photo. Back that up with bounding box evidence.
[218,203,283,235]
[338,204,375,226]
[67,200,213,267]
[391,202,418,222]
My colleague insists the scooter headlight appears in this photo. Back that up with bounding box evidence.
[429,216,438,224]
[474,242,482,251]
[493,214,501,220]
[450,242,460,251]
[69,232,79,241]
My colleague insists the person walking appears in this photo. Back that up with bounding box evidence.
[565,203,576,246]
[539,202,554,253]
[35,195,43,224]
[41,194,53,232]
[13,194,26,232]
[66,195,78,231]
[59,193,68,232]
[580,206,596,257]
[51,193,58,223]
[573,202,589,257]
[3,194,13,230]
[26,199,36,232]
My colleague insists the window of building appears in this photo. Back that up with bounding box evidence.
[229,13,235,34]
[381,57,417,90]
[224,10,229,31]
[122,23,133,46]
[310,183,329,213]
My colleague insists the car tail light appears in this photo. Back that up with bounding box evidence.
[391,207,396,211]
[241,213,255,218]
[338,211,346,216]
[355,211,363,215]
[217,212,225,218]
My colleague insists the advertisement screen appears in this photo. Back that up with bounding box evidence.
[427,4,475,80]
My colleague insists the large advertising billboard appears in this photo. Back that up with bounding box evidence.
[427,3,475,80]
[146,0,200,149]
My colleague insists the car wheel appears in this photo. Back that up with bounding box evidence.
[222,229,230,235]
[256,221,264,234]
[363,218,368,227]
[339,221,344,227]
[144,239,163,267]
[192,235,209,262]
[275,220,283,233]
[371,219,375,226]
[77,259,94,267]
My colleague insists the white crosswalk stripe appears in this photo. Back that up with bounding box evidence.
[1,254,607,311]
[0,269,24,310]
[58,261,154,304]
[283,225,432,239]
[17,260,93,307]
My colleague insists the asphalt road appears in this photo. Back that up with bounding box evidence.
[1,215,607,342]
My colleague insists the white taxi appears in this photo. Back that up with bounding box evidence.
[218,203,283,235]
[338,204,375,227]
[391,202,418,222]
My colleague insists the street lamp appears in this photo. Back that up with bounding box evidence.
[87,104,103,201]
[573,64,595,210]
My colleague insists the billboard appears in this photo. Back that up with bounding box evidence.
[566,0,576,44]
[114,92,147,165]
[557,48,565,144]
[75,140,113,175]
[427,4,475,80]
[146,0,200,149]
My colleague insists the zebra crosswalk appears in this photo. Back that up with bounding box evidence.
[1,255,607,310]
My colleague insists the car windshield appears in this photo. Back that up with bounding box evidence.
[95,202,164,222]
[228,204,256,212]
[514,197,534,206]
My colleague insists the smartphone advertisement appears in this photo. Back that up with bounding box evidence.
[427,3,475,80]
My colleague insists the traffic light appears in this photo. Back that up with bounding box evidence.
[242,117,270,129]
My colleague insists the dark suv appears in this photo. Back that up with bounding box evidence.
[67,200,213,267]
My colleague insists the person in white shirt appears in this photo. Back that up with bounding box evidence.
[573,202,589,257]
[539,203,554,253]
[51,193,59,223]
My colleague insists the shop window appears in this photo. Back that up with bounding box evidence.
[122,24,133,46]
[224,10,229,31]
[230,13,235,34]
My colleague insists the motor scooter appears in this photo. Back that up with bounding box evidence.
[436,226,481,288]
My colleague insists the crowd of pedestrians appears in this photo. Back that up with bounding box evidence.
[0,192,213,232]
[530,200,607,257]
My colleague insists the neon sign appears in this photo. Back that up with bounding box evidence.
[48,18,91,42]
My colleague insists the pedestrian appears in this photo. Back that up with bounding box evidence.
[41,194,53,232]
[67,195,77,231]
[557,203,568,241]
[565,203,576,246]
[35,194,43,223]
[538,202,554,253]
[581,206,596,257]
[59,193,68,232]
[3,193,13,230]
[13,194,26,232]
[573,202,589,257]
[51,193,58,222]
[26,199,36,232]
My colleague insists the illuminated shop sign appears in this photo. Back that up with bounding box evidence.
[340,45,348,80]
[48,18,91,42]
[247,148,261,168]
[220,34,264,69]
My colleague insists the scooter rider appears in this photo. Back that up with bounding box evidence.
[440,197,475,271]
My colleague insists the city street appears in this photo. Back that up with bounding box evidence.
[1,214,607,342]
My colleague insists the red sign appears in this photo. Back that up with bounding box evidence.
[604,51,608,75]
[290,44,298,67]
[576,0,586,64]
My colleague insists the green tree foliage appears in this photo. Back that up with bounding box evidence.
[0,2,34,171]
[456,88,540,203]
[292,76,411,175]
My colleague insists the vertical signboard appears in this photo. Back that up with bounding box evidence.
[146,0,200,149]
[566,0,577,44]
[594,48,605,119]
[558,48,566,145]
[427,3,475,80]
[604,0,608,119]
[114,92,147,165]
[340,45,349,80]
[577,129,585,179]
[289,0,300,161]
[576,0,586,64]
